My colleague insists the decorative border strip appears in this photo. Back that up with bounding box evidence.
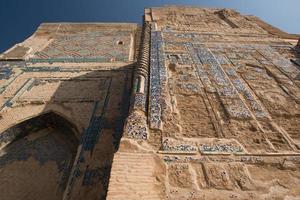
[29,57,128,63]
[63,77,111,198]
[149,24,166,130]
[0,78,35,112]
[0,77,110,112]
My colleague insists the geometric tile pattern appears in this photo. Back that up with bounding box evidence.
[32,31,132,62]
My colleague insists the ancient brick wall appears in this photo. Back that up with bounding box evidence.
[0,23,139,200]
[108,6,300,200]
[0,6,300,200]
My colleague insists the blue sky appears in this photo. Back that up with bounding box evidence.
[0,0,299,53]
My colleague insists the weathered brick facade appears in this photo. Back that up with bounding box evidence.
[0,6,299,200]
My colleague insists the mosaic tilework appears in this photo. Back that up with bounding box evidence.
[161,137,198,154]
[186,44,216,93]
[197,138,246,154]
[187,44,252,119]
[166,53,193,65]
[149,28,166,130]
[124,112,148,140]
[0,78,35,112]
[132,93,146,111]
[0,67,13,80]
[32,31,132,62]
[0,73,22,94]
[258,46,300,81]
[209,50,270,119]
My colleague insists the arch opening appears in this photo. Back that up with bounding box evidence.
[0,112,79,200]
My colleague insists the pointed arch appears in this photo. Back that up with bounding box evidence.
[0,107,83,140]
[0,111,79,200]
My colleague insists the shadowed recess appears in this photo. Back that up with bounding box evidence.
[0,112,79,200]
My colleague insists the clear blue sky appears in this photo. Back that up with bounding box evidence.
[0,0,299,53]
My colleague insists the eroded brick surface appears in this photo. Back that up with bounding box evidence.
[1,6,300,200]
